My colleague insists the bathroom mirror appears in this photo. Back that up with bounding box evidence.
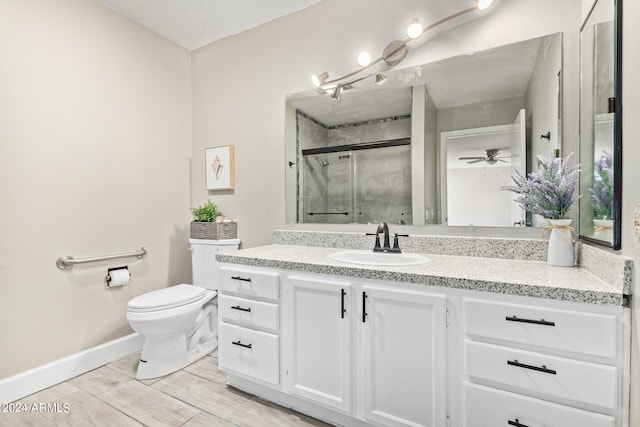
[578,0,622,249]
[285,33,563,227]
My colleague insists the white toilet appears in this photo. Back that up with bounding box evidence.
[126,238,240,379]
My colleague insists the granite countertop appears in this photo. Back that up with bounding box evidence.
[216,244,626,306]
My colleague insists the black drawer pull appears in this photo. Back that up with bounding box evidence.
[231,305,251,312]
[508,419,530,427]
[232,340,252,349]
[362,291,368,323]
[231,275,252,282]
[506,315,555,326]
[507,359,556,375]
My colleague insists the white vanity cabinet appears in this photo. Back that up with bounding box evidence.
[285,274,352,412]
[282,273,447,427]
[215,261,630,427]
[360,285,447,427]
[461,298,628,427]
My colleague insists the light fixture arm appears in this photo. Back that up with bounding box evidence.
[323,56,387,86]
[312,4,491,92]
[419,6,477,35]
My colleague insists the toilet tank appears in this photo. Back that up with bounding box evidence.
[189,238,240,289]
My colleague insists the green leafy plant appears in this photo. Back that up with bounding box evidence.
[191,200,223,222]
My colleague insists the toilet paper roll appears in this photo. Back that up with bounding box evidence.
[107,268,130,288]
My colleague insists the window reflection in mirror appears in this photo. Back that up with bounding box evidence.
[285,33,563,227]
[579,0,619,247]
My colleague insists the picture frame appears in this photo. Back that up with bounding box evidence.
[205,145,234,190]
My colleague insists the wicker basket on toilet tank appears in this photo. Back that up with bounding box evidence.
[190,200,237,240]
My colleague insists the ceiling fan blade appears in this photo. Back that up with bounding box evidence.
[467,158,486,164]
[497,158,508,163]
[458,156,485,160]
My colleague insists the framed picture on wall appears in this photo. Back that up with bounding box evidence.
[205,145,234,190]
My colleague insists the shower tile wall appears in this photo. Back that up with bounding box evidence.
[327,118,411,146]
[297,113,412,224]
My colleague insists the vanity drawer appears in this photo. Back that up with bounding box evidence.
[219,266,279,301]
[463,382,615,427]
[463,299,617,360]
[218,294,279,331]
[464,340,617,410]
[218,322,279,385]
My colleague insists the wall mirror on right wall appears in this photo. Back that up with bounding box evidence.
[579,0,622,249]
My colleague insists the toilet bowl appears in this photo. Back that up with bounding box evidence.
[126,238,240,379]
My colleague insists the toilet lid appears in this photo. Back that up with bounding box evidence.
[128,284,207,312]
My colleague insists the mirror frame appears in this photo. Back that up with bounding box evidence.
[578,0,623,249]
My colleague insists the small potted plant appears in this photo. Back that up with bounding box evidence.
[190,200,226,239]
[502,153,580,267]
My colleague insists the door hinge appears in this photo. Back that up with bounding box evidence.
[445,310,450,327]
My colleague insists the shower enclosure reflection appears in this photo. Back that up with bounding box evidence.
[298,113,412,224]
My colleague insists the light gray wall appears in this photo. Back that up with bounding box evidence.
[0,0,192,378]
[437,97,525,134]
[525,33,563,170]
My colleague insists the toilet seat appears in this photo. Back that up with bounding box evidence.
[128,284,211,313]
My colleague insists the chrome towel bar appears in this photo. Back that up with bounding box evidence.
[56,247,147,270]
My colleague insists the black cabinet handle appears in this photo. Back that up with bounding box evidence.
[231,275,252,282]
[232,340,252,349]
[231,305,251,312]
[507,359,556,375]
[341,289,346,319]
[362,292,368,323]
[506,315,555,326]
[508,419,530,427]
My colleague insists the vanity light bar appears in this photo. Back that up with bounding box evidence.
[311,1,497,93]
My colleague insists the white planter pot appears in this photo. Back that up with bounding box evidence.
[593,219,614,242]
[547,219,574,267]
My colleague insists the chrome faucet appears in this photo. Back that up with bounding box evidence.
[366,223,408,253]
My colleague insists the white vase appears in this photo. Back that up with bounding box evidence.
[593,219,614,242]
[547,219,574,267]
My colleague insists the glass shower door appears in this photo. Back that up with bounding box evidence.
[300,152,353,223]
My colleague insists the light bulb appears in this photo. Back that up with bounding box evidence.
[357,51,372,67]
[476,0,494,11]
[407,18,423,39]
[311,72,329,87]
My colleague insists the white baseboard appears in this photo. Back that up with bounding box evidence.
[0,333,143,404]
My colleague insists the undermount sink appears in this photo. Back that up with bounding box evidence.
[328,250,430,266]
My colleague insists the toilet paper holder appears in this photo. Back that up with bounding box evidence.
[106,266,131,287]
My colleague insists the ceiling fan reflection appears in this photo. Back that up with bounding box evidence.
[458,148,510,165]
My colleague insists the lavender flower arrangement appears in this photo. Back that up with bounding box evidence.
[502,153,580,219]
[589,151,613,220]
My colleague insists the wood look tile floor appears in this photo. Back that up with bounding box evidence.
[2,350,331,427]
